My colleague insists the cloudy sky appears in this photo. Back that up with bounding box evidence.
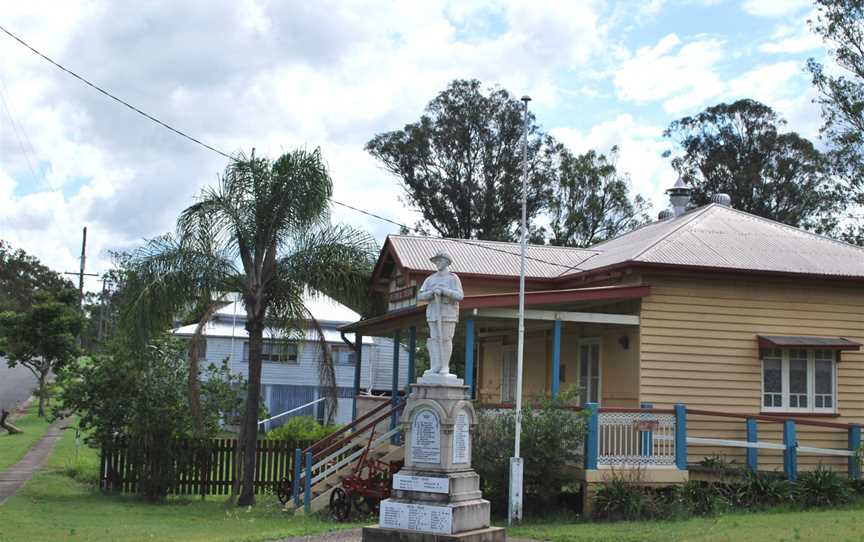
[0,0,826,290]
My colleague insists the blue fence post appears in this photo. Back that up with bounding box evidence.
[674,404,687,471]
[391,329,401,444]
[551,320,562,398]
[640,402,653,457]
[784,420,797,481]
[292,448,301,507]
[584,402,599,470]
[849,425,861,480]
[303,451,313,513]
[746,418,758,472]
[464,319,475,399]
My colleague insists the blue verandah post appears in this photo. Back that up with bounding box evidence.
[391,329,401,444]
[352,333,363,421]
[551,320,562,398]
[292,447,301,507]
[746,418,758,472]
[674,404,687,470]
[784,420,797,481]
[849,425,861,480]
[640,402,653,457]
[407,326,417,387]
[584,402,599,470]
[303,451,312,513]
[465,318,475,399]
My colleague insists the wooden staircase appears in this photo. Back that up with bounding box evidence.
[286,398,405,515]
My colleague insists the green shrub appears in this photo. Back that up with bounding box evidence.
[793,467,853,508]
[56,336,246,502]
[593,472,650,521]
[266,416,341,443]
[473,387,587,516]
[730,470,791,509]
[675,481,730,517]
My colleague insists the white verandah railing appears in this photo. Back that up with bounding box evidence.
[585,403,862,480]
[597,411,677,468]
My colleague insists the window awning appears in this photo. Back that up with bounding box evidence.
[757,335,862,351]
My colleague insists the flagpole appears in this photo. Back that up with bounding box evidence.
[509,95,531,525]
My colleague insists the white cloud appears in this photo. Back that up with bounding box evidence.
[613,33,726,113]
[726,61,802,102]
[0,0,613,283]
[740,0,811,18]
[759,10,823,54]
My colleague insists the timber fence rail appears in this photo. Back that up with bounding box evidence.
[582,403,863,480]
[100,437,312,496]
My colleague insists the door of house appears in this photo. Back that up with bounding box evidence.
[501,345,517,404]
[578,338,601,405]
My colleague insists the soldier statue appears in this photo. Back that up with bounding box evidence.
[417,250,464,377]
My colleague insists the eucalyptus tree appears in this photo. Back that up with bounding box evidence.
[121,149,377,506]
[664,99,842,233]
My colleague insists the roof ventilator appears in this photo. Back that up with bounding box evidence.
[711,193,732,207]
[666,177,692,217]
[658,209,674,220]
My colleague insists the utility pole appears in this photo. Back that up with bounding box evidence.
[78,227,87,309]
[509,95,531,526]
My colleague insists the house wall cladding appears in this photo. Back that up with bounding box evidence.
[203,332,408,426]
[639,273,864,471]
[203,335,408,391]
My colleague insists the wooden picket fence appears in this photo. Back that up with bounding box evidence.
[100,437,312,496]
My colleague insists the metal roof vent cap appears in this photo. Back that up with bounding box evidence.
[658,209,674,220]
[666,177,691,217]
[711,193,732,207]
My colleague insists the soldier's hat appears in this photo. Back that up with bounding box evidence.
[429,250,452,266]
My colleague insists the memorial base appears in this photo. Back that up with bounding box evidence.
[362,526,506,542]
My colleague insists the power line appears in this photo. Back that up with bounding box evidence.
[0,24,234,161]
[1,24,593,275]
[0,79,40,182]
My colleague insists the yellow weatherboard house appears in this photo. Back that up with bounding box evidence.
[341,182,864,492]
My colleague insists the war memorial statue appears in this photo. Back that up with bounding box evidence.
[417,251,463,381]
[363,251,504,541]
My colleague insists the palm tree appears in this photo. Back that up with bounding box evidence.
[121,149,376,506]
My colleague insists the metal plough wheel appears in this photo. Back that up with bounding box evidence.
[329,487,352,521]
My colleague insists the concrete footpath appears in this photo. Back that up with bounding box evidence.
[0,419,67,504]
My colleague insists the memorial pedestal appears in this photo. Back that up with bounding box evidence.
[362,383,504,542]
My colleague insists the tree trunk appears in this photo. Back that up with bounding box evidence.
[37,372,47,418]
[237,319,263,506]
[0,410,23,434]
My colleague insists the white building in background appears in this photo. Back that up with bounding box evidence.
[173,293,409,426]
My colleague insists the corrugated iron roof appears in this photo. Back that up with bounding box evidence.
[386,204,864,280]
[387,235,596,279]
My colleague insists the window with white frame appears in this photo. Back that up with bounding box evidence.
[242,341,299,364]
[761,348,837,413]
[331,345,357,365]
[578,339,601,405]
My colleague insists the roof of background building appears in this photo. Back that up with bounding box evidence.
[213,291,361,323]
[174,290,371,342]
[384,204,864,281]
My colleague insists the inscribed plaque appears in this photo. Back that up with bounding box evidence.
[379,500,452,534]
[452,410,470,464]
[410,408,441,464]
[393,474,449,494]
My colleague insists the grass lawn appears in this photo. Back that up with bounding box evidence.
[0,402,52,471]
[507,504,864,542]
[0,424,360,542]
